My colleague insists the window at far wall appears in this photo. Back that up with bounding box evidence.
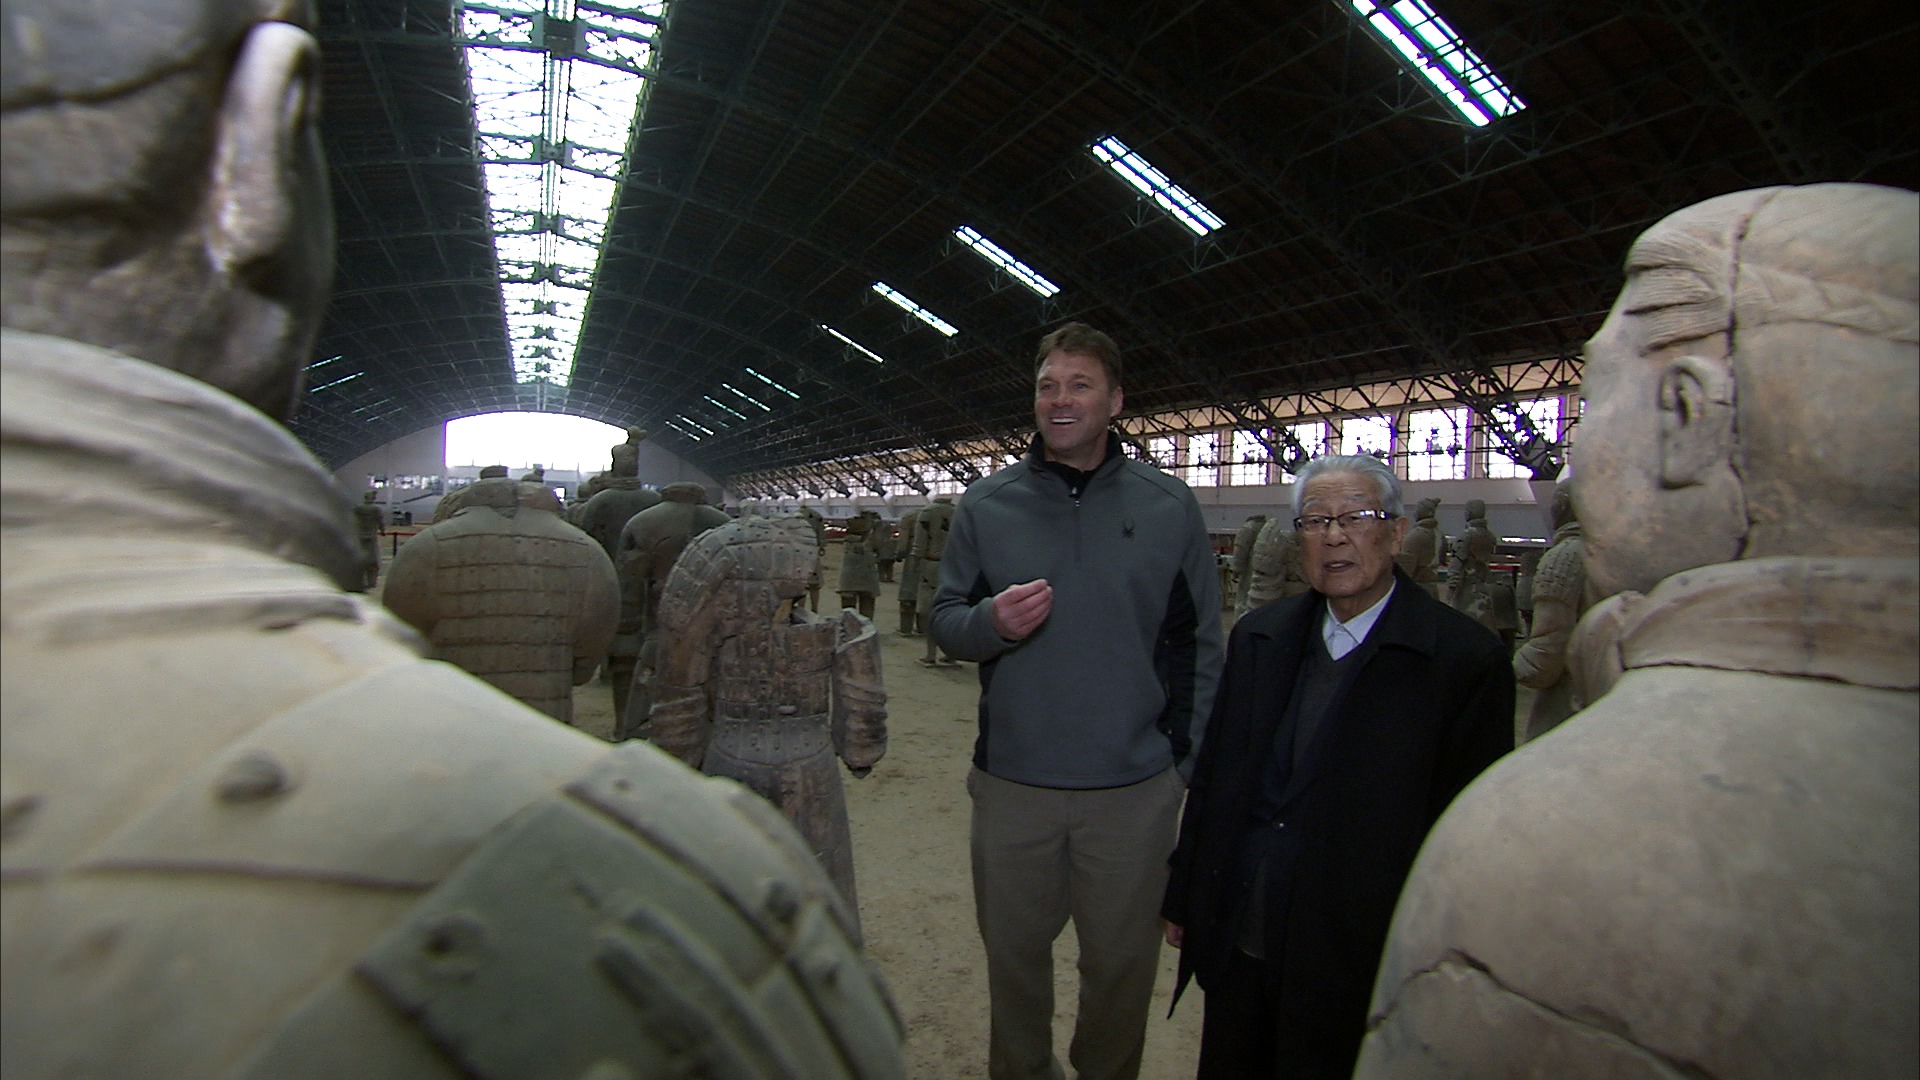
[1279,421,1330,481]
[1226,429,1271,486]
[1149,435,1179,472]
[1340,415,1394,460]
[1183,431,1221,488]
[1485,397,1562,479]
[1405,407,1467,481]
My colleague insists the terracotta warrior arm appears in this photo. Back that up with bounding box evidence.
[1513,596,1577,689]
[831,608,888,774]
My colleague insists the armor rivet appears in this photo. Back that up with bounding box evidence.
[215,752,291,803]
[764,880,800,923]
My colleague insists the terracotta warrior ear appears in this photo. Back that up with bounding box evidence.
[1657,354,1737,489]
[204,21,322,276]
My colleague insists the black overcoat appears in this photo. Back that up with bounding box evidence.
[1162,568,1513,1078]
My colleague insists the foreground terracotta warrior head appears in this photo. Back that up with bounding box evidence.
[649,515,890,925]
[1357,184,1918,1079]
[0,2,905,1074]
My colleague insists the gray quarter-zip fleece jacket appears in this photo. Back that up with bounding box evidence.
[929,433,1224,788]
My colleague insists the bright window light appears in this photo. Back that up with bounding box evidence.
[1090,135,1225,237]
[1341,415,1394,459]
[1486,398,1561,478]
[445,411,628,470]
[746,366,801,399]
[459,1,667,387]
[1350,0,1525,127]
[954,226,1060,298]
[720,382,771,411]
[1405,406,1467,481]
[822,325,890,365]
[870,283,959,337]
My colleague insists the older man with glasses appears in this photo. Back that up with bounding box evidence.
[1161,453,1514,1079]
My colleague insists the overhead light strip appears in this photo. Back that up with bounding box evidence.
[1349,0,1525,126]
[1090,135,1224,236]
[703,395,749,421]
[720,382,772,411]
[954,226,1060,298]
[746,366,801,399]
[871,282,959,336]
[458,0,668,389]
[822,325,890,365]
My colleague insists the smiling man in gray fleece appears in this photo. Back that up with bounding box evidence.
[930,322,1224,1080]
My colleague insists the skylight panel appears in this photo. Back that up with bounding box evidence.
[746,367,802,399]
[721,382,772,411]
[1089,136,1225,237]
[954,227,1060,298]
[459,1,667,388]
[869,283,959,337]
[822,325,890,365]
[1350,0,1525,126]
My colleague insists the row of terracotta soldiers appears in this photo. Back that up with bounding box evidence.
[366,428,890,928]
[1227,486,1592,746]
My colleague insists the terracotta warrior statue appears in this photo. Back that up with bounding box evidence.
[895,505,923,635]
[351,489,386,590]
[649,515,890,919]
[1511,479,1589,743]
[383,479,619,725]
[837,511,882,619]
[1358,183,1919,1080]
[613,481,728,740]
[913,496,958,666]
[1230,513,1267,619]
[0,2,905,1074]
[580,427,660,560]
[1246,515,1309,607]
[1396,497,1443,595]
[871,513,899,582]
[519,465,545,483]
[800,505,827,612]
[431,464,510,524]
[1451,498,1517,649]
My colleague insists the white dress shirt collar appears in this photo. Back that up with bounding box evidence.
[1322,581,1395,661]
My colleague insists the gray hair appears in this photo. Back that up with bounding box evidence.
[1291,454,1403,521]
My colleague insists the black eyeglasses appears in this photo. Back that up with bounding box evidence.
[1293,509,1395,535]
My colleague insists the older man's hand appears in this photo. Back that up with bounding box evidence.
[991,579,1052,641]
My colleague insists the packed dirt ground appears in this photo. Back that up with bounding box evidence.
[547,541,1538,1079]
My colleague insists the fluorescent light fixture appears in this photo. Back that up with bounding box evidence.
[720,382,771,411]
[746,366,801,399]
[675,415,716,437]
[309,371,366,393]
[308,354,342,370]
[703,395,749,421]
[954,226,1060,298]
[459,1,667,387]
[663,418,703,440]
[821,324,890,365]
[1090,135,1225,236]
[1350,0,1525,126]
[870,282,959,337]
